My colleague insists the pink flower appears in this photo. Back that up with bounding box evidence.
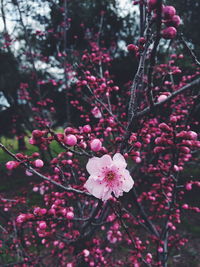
[84,153,134,201]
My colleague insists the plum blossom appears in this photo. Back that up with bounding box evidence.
[84,153,134,201]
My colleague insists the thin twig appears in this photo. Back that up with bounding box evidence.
[180,34,200,67]
[146,0,162,108]
[0,143,93,198]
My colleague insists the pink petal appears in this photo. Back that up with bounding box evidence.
[113,153,127,169]
[86,155,112,176]
[113,188,123,198]
[86,157,101,175]
[121,170,134,192]
[101,188,112,201]
[84,176,106,199]
[98,154,113,168]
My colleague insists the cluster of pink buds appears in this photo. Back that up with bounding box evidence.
[16,213,34,224]
[29,129,50,149]
[161,5,181,39]
[147,1,181,39]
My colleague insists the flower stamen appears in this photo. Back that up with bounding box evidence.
[105,171,115,181]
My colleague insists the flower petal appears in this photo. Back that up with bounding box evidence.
[86,155,113,176]
[121,170,134,192]
[98,154,113,169]
[101,188,112,201]
[113,153,127,169]
[84,176,106,199]
[113,187,123,198]
[86,157,101,175]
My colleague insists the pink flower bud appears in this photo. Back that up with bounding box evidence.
[66,211,74,220]
[89,76,96,82]
[59,242,65,249]
[26,170,33,176]
[159,123,171,131]
[39,221,47,230]
[188,131,198,140]
[90,139,102,152]
[127,44,138,53]
[173,165,179,172]
[64,134,77,146]
[146,253,152,263]
[170,116,177,123]
[29,138,36,145]
[162,27,177,39]
[16,214,26,223]
[34,159,44,168]
[167,15,181,28]
[180,146,190,154]
[158,247,163,253]
[91,107,102,118]
[163,6,176,19]
[157,94,168,102]
[83,249,90,257]
[41,208,47,215]
[32,130,44,138]
[182,204,189,209]
[6,161,19,170]
[186,183,192,191]
[148,0,158,11]
[135,157,142,163]
[83,124,91,133]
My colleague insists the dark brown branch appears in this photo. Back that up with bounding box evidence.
[121,77,200,153]
[131,188,159,237]
[86,85,125,129]
[128,14,153,122]
[47,126,91,157]
[139,2,144,37]
[146,0,163,108]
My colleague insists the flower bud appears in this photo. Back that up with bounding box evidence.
[182,204,189,209]
[39,221,47,230]
[157,94,168,102]
[186,183,192,191]
[66,211,74,220]
[6,161,19,170]
[127,44,138,53]
[163,6,176,19]
[34,159,44,168]
[90,139,102,152]
[83,124,91,133]
[166,15,181,28]
[64,134,77,146]
[162,27,177,39]
[148,0,158,11]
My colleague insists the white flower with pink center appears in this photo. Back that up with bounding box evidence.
[84,153,134,201]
